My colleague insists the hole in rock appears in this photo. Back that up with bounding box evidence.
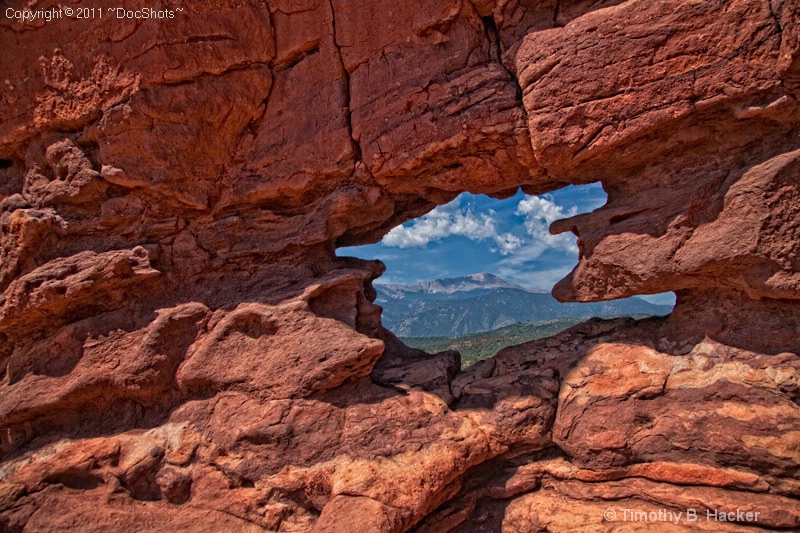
[44,472,103,490]
[339,184,675,366]
[0,159,12,169]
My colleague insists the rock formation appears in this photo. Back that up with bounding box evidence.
[0,0,798,530]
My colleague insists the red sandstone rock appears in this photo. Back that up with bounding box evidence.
[0,0,798,531]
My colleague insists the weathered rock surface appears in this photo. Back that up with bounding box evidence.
[0,0,798,531]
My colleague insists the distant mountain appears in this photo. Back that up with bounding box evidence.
[375,274,672,337]
[377,273,545,297]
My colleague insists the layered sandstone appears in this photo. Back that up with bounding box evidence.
[0,0,798,531]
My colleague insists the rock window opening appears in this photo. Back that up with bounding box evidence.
[338,184,675,366]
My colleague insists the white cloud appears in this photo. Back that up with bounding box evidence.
[382,197,522,255]
[490,233,524,255]
[514,195,578,258]
[379,193,580,268]
[492,194,583,290]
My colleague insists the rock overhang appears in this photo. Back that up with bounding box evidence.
[0,0,798,530]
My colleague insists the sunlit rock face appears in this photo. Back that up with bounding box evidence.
[527,0,800,354]
[0,0,798,531]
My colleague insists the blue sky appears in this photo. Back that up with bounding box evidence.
[339,183,675,305]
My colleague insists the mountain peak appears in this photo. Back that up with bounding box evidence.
[376,273,547,294]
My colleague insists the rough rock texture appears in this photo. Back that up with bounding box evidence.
[0,0,798,531]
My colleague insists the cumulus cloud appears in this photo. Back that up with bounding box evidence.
[491,194,581,290]
[382,198,522,255]
[514,195,578,257]
[490,232,524,255]
[380,193,579,264]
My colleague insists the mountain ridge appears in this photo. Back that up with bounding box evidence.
[376,272,548,296]
[375,274,672,337]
